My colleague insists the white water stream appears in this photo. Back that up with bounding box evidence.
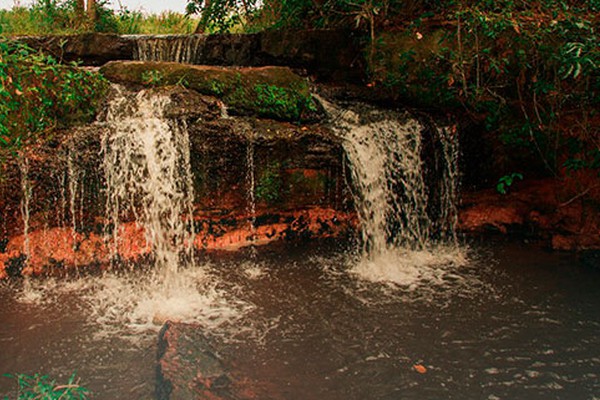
[131,34,205,64]
[102,87,196,278]
[324,98,467,286]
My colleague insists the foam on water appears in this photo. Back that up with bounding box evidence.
[14,266,255,343]
[349,245,469,288]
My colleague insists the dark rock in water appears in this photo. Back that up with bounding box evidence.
[580,251,600,270]
[17,33,134,66]
[157,322,232,400]
[157,322,278,399]
[100,62,319,121]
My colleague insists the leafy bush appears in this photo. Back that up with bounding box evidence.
[0,1,195,35]
[2,373,89,399]
[0,40,107,159]
[371,1,600,181]
[114,9,195,34]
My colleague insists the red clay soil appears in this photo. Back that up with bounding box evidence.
[459,177,600,250]
[0,207,356,279]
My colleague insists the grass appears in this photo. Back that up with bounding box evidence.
[113,10,197,35]
[0,1,197,36]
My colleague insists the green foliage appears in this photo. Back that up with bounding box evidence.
[370,1,600,182]
[496,172,523,194]
[186,0,259,33]
[0,1,195,35]
[0,40,107,159]
[113,9,195,34]
[253,83,317,121]
[141,69,163,85]
[3,372,89,399]
[255,161,283,203]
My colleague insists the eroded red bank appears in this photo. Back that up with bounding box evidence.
[0,208,356,279]
[459,178,600,251]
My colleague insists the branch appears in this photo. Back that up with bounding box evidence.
[559,184,600,208]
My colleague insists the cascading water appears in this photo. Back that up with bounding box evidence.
[67,144,81,266]
[131,34,204,64]
[323,98,466,286]
[90,85,250,334]
[18,156,31,269]
[102,86,195,280]
[245,137,257,246]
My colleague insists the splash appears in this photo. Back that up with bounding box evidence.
[323,98,467,286]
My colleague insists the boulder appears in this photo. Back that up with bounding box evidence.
[157,322,232,400]
[17,33,134,66]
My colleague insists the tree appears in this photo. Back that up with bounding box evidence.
[186,0,257,33]
[86,0,96,22]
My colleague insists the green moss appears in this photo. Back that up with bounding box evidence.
[255,161,283,204]
[99,61,317,121]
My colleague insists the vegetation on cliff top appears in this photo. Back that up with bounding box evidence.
[370,1,599,184]
[100,61,318,121]
[0,0,195,35]
[0,40,107,167]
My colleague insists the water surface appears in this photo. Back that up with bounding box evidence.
[0,240,598,399]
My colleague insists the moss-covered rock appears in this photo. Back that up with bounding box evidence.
[99,61,319,121]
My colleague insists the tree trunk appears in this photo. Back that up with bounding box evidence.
[86,0,97,24]
[194,0,211,33]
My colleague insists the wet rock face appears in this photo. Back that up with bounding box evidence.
[16,30,365,82]
[0,86,355,278]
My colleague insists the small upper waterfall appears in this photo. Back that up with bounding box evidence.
[130,35,205,64]
[101,86,196,279]
[323,98,466,285]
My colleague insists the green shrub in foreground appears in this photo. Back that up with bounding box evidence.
[3,373,89,400]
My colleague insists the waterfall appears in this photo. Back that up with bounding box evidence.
[67,144,82,263]
[101,86,196,280]
[246,136,257,247]
[18,156,31,270]
[131,34,205,64]
[323,98,466,285]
